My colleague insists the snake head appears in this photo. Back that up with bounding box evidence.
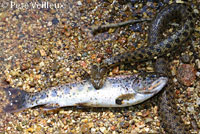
[90,65,108,89]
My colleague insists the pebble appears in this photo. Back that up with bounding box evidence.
[52,18,59,25]
[33,110,39,116]
[181,53,191,63]
[145,117,153,123]
[177,64,197,86]
[112,66,119,74]
[91,128,96,133]
[26,128,34,133]
[77,1,82,6]
[80,124,90,133]
[195,59,200,69]
[47,21,52,26]
[1,1,199,134]
[100,127,106,133]
[130,23,142,32]
[196,26,200,32]
[39,49,47,56]
[20,62,31,71]
[196,98,200,105]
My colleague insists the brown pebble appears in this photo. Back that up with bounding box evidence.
[32,57,41,65]
[80,124,90,133]
[119,37,127,44]
[177,64,196,86]
[91,54,96,59]
[111,125,116,131]
[20,62,31,71]
[80,61,87,68]
[39,49,47,56]
[142,110,150,117]
[112,66,119,74]
[106,47,112,54]
[97,57,102,63]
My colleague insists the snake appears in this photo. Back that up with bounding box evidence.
[90,3,197,89]
[155,58,192,134]
[90,3,198,134]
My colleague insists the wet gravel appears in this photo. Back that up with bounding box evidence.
[0,0,199,133]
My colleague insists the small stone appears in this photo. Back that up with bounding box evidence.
[142,110,150,117]
[99,127,106,133]
[80,124,90,133]
[55,72,63,77]
[97,58,102,63]
[110,126,116,131]
[196,98,200,106]
[47,21,52,26]
[91,128,96,133]
[39,49,46,56]
[196,26,200,32]
[106,47,112,54]
[33,57,40,65]
[195,59,200,69]
[120,122,129,129]
[181,53,191,63]
[77,1,82,6]
[26,128,34,133]
[130,23,142,32]
[112,66,119,74]
[88,122,94,128]
[66,68,70,71]
[65,32,71,37]
[108,28,115,33]
[21,62,31,71]
[177,64,197,86]
[196,72,200,78]
[39,61,45,67]
[137,112,143,116]
[81,119,88,123]
[176,0,184,3]
[80,61,87,68]
[52,18,59,25]
[91,54,96,59]
[119,37,127,44]
[145,117,153,123]
[16,125,23,131]
[146,66,154,71]
[33,110,39,116]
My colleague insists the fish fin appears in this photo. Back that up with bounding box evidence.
[3,86,28,113]
[42,104,60,111]
[75,102,90,107]
[115,94,135,105]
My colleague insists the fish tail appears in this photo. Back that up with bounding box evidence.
[3,86,28,113]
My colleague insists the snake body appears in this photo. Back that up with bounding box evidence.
[90,3,197,133]
[155,58,191,134]
[159,83,190,134]
[91,3,196,89]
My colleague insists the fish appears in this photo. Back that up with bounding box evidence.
[2,73,168,113]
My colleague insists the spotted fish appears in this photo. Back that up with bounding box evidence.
[3,73,168,113]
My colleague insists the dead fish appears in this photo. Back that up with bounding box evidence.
[2,73,168,113]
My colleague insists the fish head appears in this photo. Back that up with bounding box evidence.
[132,73,168,94]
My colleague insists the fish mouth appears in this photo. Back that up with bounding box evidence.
[133,76,168,94]
[148,77,168,93]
